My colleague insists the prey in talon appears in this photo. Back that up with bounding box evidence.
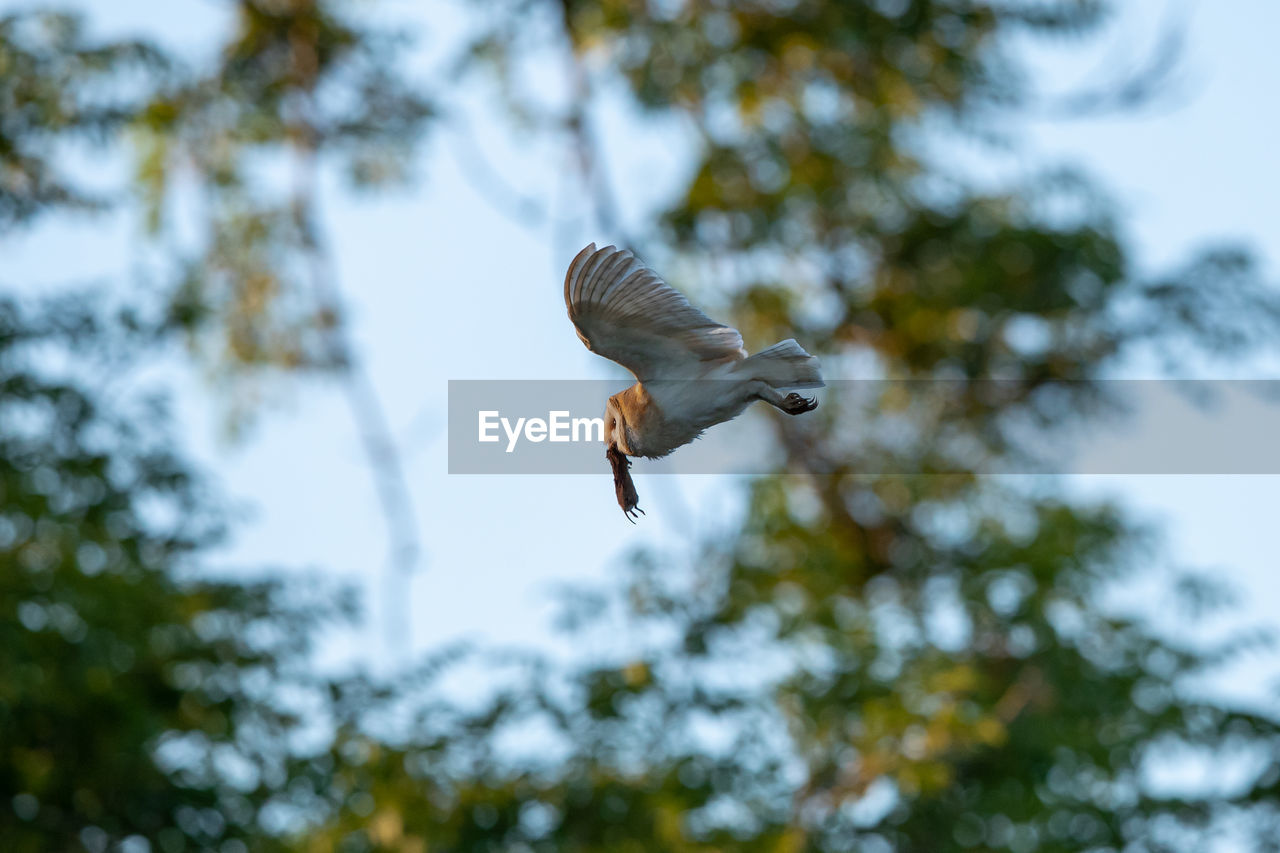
[607,444,644,522]
[564,244,826,521]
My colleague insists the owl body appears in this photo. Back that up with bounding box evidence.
[606,365,764,459]
[565,243,823,519]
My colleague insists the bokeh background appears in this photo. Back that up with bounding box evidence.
[3,0,1280,850]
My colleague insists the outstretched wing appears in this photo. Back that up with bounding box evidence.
[564,243,746,380]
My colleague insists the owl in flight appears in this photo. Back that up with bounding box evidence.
[565,243,825,521]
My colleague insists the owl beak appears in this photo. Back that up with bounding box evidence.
[607,444,644,522]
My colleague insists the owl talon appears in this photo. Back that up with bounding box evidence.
[781,392,819,415]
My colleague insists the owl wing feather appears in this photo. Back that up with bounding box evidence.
[564,243,746,381]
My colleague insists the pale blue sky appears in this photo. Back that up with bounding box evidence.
[2,0,1278,714]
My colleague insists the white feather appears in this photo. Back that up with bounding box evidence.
[565,244,746,381]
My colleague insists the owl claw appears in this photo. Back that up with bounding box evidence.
[781,393,819,415]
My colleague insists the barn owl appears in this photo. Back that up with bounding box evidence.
[565,243,824,521]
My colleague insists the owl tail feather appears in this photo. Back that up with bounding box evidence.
[739,339,825,389]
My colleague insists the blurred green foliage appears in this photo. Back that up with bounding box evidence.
[0,295,357,851]
[4,1,1280,851]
